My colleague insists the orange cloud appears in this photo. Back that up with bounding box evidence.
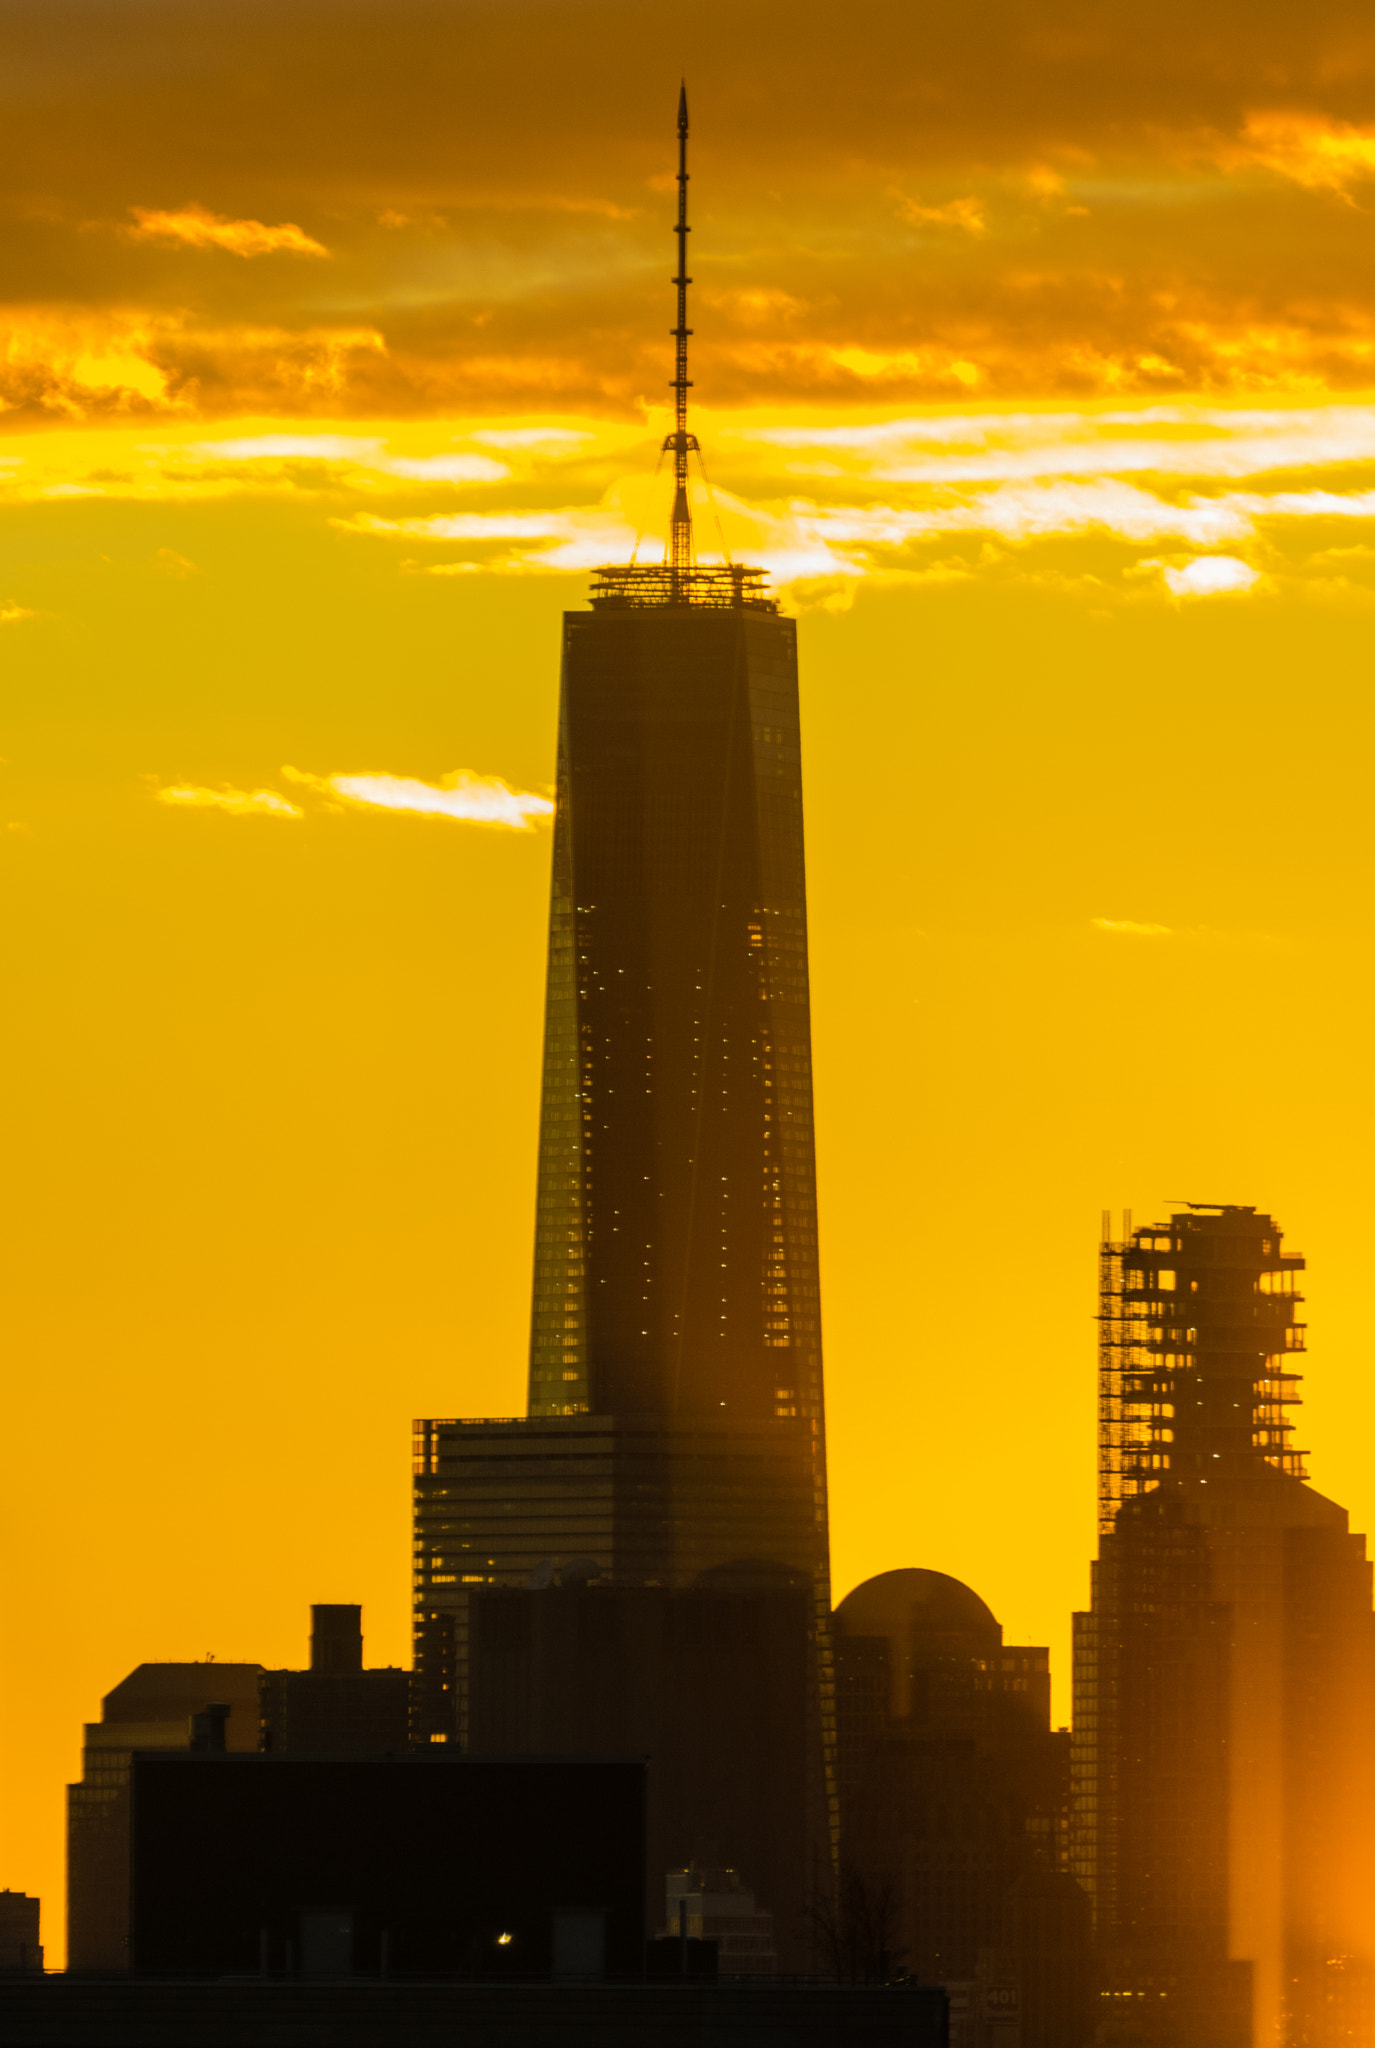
[0,311,385,422]
[0,314,175,415]
[8,0,1375,424]
[894,194,988,235]
[1232,112,1375,197]
[1023,165,1090,216]
[128,206,328,257]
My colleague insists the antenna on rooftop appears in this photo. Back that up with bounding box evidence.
[665,82,699,582]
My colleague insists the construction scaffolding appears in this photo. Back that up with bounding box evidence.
[1097,1204,1306,1534]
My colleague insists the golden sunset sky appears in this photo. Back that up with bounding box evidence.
[8,0,1375,1955]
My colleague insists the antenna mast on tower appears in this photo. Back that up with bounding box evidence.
[589,89,775,611]
[666,83,698,582]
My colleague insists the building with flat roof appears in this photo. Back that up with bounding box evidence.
[128,1751,646,1980]
[0,1891,42,1973]
[67,1661,263,1972]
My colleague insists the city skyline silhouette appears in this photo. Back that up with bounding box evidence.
[7,5,1375,1994]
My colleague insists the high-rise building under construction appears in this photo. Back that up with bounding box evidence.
[412,92,832,1953]
[1073,1205,1375,2048]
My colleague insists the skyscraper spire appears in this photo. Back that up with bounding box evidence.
[592,87,771,607]
[666,82,698,580]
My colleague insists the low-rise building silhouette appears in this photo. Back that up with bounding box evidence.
[128,1749,646,1980]
[68,1604,403,1970]
[67,1661,263,1972]
[664,1867,776,1977]
[0,1891,42,1973]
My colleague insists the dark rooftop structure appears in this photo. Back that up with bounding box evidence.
[259,1605,409,1756]
[129,1751,645,1981]
[0,1979,951,2048]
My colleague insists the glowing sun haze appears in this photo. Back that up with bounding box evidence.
[7,0,1375,1959]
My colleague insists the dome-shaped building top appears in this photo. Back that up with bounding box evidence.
[834,1568,1003,1654]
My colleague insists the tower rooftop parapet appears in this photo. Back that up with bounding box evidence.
[589,563,777,611]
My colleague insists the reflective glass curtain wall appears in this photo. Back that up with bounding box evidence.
[529,601,824,1453]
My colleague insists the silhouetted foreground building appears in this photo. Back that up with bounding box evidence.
[664,1867,777,1977]
[260,1605,409,1755]
[1074,1206,1375,2048]
[0,1979,950,2048]
[67,1660,263,1972]
[835,1568,1081,2036]
[932,1885,1092,2048]
[0,1892,42,1973]
[412,95,833,1966]
[68,1607,402,1971]
[129,1751,644,1980]
[454,1570,808,1959]
[1003,1871,1092,2048]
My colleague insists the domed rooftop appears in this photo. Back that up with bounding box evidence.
[834,1568,1002,1649]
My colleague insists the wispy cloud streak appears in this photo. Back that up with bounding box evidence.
[192,436,507,481]
[155,784,302,817]
[282,766,553,828]
[129,207,328,258]
[793,482,1252,547]
[22,399,1375,600]
[1161,556,1259,596]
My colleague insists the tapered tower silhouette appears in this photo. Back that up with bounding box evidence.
[414,94,834,1958]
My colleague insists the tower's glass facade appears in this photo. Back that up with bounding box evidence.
[528,589,824,1447]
